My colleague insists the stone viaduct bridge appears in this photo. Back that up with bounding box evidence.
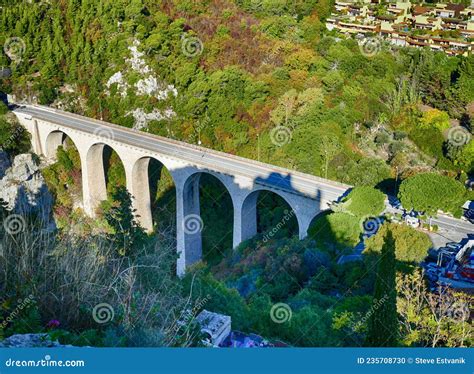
[13,105,351,275]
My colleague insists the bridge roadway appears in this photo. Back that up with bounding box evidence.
[14,105,351,202]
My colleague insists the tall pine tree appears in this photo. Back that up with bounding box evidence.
[365,229,398,347]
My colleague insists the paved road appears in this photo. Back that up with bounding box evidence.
[385,205,472,247]
[430,215,472,236]
[14,105,351,201]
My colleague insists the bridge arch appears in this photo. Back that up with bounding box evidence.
[178,170,235,271]
[131,156,177,232]
[86,142,126,214]
[44,129,78,160]
[237,188,299,244]
[305,209,332,240]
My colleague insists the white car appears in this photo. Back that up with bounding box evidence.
[405,215,420,228]
[446,242,462,250]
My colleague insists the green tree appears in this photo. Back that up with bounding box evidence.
[0,117,30,156]
[337,186,386,218]
[446,140,474,174]
[398,173,467,217]
[103,186,147,256]
[336,158,391,187]
[365,229,398,347]
[419,108,450,132]
[365,223,431,263]
[397,269,473,347]
[308,212,361,250]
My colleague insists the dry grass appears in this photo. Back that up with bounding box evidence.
[0,213,200,347]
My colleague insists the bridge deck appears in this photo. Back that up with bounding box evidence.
[14,105,351,200]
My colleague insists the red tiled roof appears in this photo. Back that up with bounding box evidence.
[413,5,431,15]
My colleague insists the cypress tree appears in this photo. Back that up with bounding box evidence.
[365,229,398,347]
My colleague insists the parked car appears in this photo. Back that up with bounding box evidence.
[403,212,420,228]
[446,242,462,250]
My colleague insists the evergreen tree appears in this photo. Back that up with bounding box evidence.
[104,186,148,256]
[365,229,398,347]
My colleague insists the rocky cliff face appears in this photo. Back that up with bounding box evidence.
[0,152,54,226]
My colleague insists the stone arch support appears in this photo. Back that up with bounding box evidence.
[44,131,68,160]
[130,157,153,232]
[174,168,238,276]
[233,187,323,247]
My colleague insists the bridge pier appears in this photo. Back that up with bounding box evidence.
[296,209,319,240]
[128,157,153,233]
[79,147,94,216]
[233,193,257,248]
[176,173,202,276]
[85,143,108,216]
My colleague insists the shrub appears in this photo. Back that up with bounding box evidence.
[398,172,467,217]
[364,223,431,263]
[339,186,386,218]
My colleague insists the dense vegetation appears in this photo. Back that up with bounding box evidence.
[0,0,473,348]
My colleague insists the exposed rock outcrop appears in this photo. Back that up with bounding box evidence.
[105,39,177,130]
[0,334,73,348]
[0,153,53,225]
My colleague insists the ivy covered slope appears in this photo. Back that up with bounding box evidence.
[1,0,473,186]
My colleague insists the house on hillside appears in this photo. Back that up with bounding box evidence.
[326,0,474,55]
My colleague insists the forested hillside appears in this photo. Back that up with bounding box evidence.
[1,0,473,183]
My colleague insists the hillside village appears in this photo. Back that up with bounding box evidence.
[326,0,474,55]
